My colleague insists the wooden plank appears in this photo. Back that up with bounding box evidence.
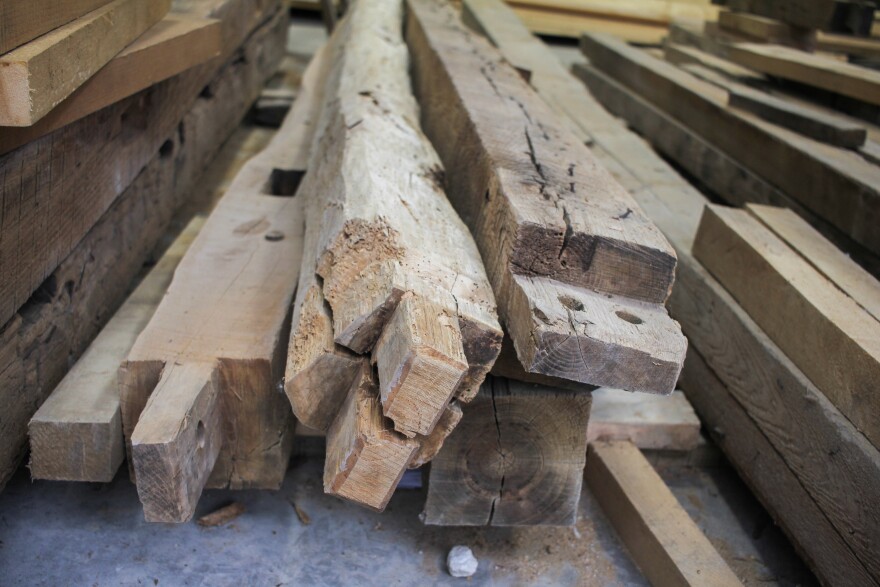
[580,33,880,257]
[0,0,171,126]
[407,0,686,392]
[424,377,591,526]
[0,0,112,54]
[0,4,286,493]
[692,204,880,449]
[512,5,668,43]
[0,0,282,343]
[0,14,223,155]
[728,42,880,106]
[28,217,203,483]
[678,61,868,149]
[724,0,839,30]
[817,31,880,58]
[718,10,813,46]
[296,0,501,453]
[680,349,878,587]
[121,90,306,521]
[747,203,880,322]
[507,0,718,26]
[323,362,418,511]
[588,389,700,450]
[462,1,880,578]
[587,440,743,586]
[663,42,765,83]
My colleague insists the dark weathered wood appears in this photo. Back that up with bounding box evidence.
[680,349,877,587]
[407,0,686,392]
[580,33,880,257]
[586,440,743,587]
[423,377,591,526]
[0,8,286,493]
[725,0,840,30]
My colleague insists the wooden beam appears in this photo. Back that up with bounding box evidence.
[747,204,880,322]
[424,377,591,526]
[508,0,718,26]
[28,217,203,482]
[580,33,880,257]
[718,10,814,47]
[121,87,308,521]
[680,349,877,587]
[588,389,700,450]
[724,0,839,30]
[728,42,880,106]
[693,204,880,449]
[0,0,171,126]
[0,14,223,155]
[324,362,418,511]
[407,0,686,392]
[0,2,285,493]
[586,440,744,587]
[0,0,112,54]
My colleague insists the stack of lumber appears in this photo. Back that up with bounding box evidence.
[1,0,287,492]
[21,0,694,528]
[503,0,719,43]
[463,0,880,583]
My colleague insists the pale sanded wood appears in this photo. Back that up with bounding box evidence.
[0,0,171,126]
[324,362,418,511]
[680,350,877,587]
[747,204,880,322]
[408,0,686,392]
[463,2,880,576]
[588,389,700,451]
[508,0,718,26]
[374,294,468,438]
[130,362,222,522]
[0,0,112,54]
[28,217,203,483]
[580,33,880,257]
[299,0,501,438]
[693,204,880,449]
[121,100,308,520]
[728,42,880,106]
[0,14,223,155]
[586,440,743,587]
[424,377,591,526]
[0,3,286,493]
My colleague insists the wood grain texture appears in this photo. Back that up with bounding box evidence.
[747,203,880,322]
[588,389,700,451]
[680,349,878,587]
[324,362,418,511]
[0,0,171,126]
[424,377,591,526]
[28,217,203,482]
[0,14,223,155]
[693,204,880,449]
[580,33,880,257]
[586,441,743,587]
[408,0,686,392]
[0,0,112,54]
[0,7,285,493]
[727,42,880,106]
[0,0,282,341]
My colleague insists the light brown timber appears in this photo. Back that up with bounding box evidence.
[588,389,700,450]
[0,0,112,54]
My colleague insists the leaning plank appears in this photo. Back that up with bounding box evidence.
[0,14,223,155]
[407,0,686,392]
[121,96,307,521]
[728,42,880,107]
[302,0,502,439]
[580,33,880,257]
[0,0,171,126]
[324,362,418,511]
[588,389,700,451]
[424,377,591,526]
[0,0,112,54]
[747,203,880,322]
[463,2,880,578]
[680,349,877,587]
[28,217,203,482]
[0,5,285,493]
[0,0,282,346]
[587,441,743,587]
[692,204,880,449]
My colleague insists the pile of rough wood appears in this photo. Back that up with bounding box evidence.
[21,0,698,527]
[456,0,880,582]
